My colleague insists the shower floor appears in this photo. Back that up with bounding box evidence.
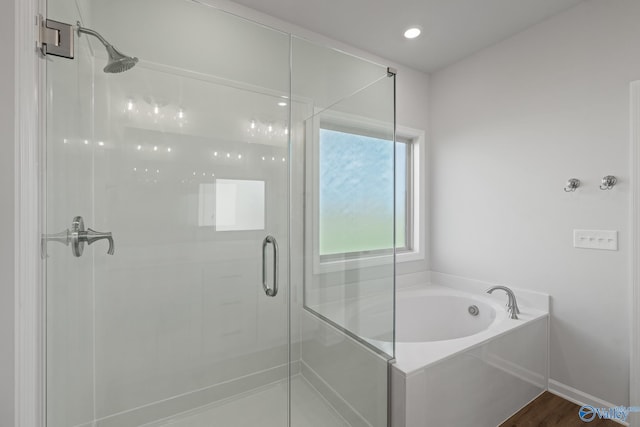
[142,375,351,427]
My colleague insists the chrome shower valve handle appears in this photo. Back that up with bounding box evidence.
[70,216,114,257]
[40,229,70,258]
[83,229,115,254]
[42,216,114,258]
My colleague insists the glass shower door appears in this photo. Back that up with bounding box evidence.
[43,1,291,426]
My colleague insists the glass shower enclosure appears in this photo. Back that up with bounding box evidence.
[42,1,396,426]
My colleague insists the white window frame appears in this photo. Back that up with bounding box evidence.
[308,110,425,274]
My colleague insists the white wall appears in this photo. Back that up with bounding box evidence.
[430,0,640,406]
[0,0,15,424]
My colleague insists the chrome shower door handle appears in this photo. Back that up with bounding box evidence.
[262,235,279,297]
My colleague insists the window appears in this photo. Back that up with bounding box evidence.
[318,125,413,260]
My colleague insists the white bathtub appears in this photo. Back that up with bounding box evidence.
[388,284,549,427]
[395,291,501,342]
[306,281,549,426]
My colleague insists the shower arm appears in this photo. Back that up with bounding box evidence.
[76,23,111,49]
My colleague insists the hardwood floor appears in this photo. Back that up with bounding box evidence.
[500,392,622,426]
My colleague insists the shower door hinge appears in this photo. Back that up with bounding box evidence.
[38,15,74,59]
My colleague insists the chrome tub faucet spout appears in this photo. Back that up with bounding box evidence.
[486,286,520,320]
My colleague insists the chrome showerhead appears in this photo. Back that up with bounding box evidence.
[103,45,138,73]
[77,22,138,74]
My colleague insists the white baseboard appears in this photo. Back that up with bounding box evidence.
[549,380,630,426]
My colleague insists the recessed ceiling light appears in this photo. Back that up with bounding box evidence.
[278,101,287,107]
[404,27,422,39]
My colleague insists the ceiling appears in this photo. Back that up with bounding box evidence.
[231,0,586,73]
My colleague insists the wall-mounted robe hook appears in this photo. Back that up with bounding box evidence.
[564,178,581,192]
[600,175,617,190]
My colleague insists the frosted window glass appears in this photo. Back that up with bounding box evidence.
[319,128,407,255]
[396,143,407,249]
[199,179,265,231]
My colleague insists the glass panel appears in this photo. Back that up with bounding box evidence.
[45,1,291,426]
[305,76,396,354]
[293,35,396,427]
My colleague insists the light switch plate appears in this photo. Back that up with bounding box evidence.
[573,229,618,251]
